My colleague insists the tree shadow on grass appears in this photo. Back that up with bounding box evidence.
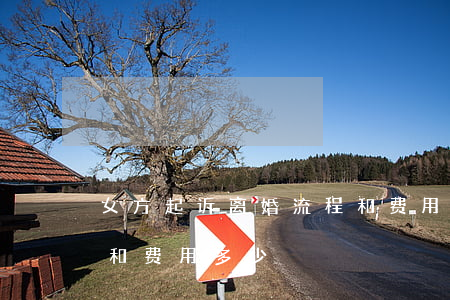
[13,230,147,288]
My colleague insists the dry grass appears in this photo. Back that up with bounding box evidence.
[210,183,385,202]
[46,216,294,300]
[188,183,386,212]
[16,183,385,242]
[367,185,450,245]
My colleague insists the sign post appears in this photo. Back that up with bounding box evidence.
[217,279,227,300]
[112,189,138,238]
[409,210,417,227]
[251,196,259,215]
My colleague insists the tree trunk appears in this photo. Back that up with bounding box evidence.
[140,149,177,232]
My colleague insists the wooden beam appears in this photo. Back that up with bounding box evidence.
[0,185,15,267]
[0,220,40,232]
[0,214,38,224]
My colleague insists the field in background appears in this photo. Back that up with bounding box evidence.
[193,183,386,211]
[14,183,384,299]
[15,202,142,242]
[367,185,450,245]
[15,183,385,242]
[15,193,145,203]
[211,183,385,202]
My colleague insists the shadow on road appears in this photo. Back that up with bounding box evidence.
[13,231,148,287]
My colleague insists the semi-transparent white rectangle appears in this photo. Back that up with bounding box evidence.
[62,77,322,146]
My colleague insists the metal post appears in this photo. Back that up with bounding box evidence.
[409,210,416,228]
[375,207,379,221]
[217,279,228,300]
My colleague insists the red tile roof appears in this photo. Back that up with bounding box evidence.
[0,128,85,185]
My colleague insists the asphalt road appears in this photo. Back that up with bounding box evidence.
[268,187,450,299]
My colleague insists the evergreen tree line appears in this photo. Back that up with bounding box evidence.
[257,154,392,184]
[390,146,449,185]
[30,146,448,194]
[60,168,260,194]
[257,146,449,186]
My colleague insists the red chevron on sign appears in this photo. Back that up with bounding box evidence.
[195,213,255,282]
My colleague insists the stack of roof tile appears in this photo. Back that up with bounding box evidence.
[0,273,12,300]
[49,257,64,292]
[0,254,64,300]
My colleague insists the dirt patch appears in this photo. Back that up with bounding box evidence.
[366,216,450,248]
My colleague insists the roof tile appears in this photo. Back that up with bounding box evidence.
[0,128,84,185]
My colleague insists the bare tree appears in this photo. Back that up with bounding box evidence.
[0,0,267,231]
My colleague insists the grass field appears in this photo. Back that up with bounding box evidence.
[190,183,386,212]
[366,185,450,245]
[35,217,294,300]
[14,201,143,242]
[13,183,385,299]
[15,211,297,299]
[212,182,386,203]
[15,183,385,242]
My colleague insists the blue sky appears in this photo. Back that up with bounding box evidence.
[1,0,449,178]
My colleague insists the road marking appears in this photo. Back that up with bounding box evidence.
[334,236,375,256]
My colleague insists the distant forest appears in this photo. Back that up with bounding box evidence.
[27,146,449,194]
